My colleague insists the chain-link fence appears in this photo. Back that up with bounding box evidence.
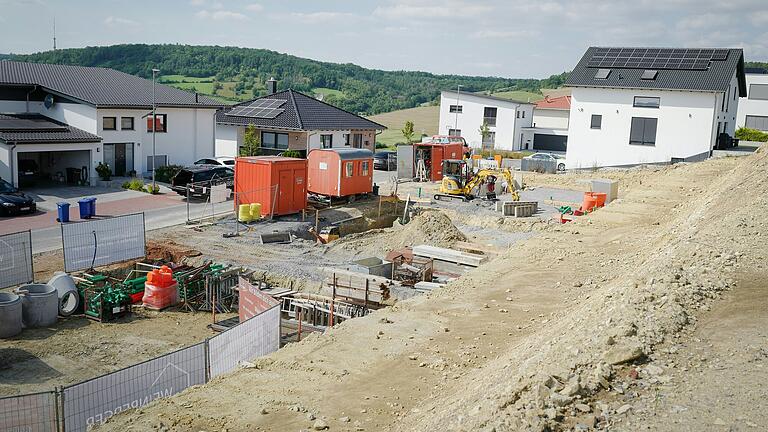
[0,230,33,289]
[0,391,59,432]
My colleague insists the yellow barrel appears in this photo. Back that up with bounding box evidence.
[238,204,253,222]
[249,203,262,220]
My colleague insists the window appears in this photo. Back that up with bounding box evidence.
[321,134,333,149]
[344,133,350,146]
[522,111,525,118]
[362,161,369,176]
[633,96,660,108]
[353,133,363,148]
[448,128,461,137]
[723,87,729,112]
[146,155,168,171]
[594,68,611,79]
[345,161,354,177]
[640,70,658,80]
[120,117,134,130]
[748,84,768,100]
[590,114,602,129]
[745,115,768,131]
[449,105,463,113]
[103,117,116,130]
[261,132,289,149]
[516,111,520,118]
[483,107,497,127]
[146,114,167,132]
[481,131,495,151]
[629,117,657,146]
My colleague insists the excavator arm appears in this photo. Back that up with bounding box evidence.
[463,169,519,201]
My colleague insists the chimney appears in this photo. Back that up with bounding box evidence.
[267,77,277,94]
[195,92,199,103]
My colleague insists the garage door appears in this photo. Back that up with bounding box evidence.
[533,134,567,152]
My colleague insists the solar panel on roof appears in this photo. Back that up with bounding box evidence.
[588,48,728,71]
[227,98,288,118]
[0,116,67,131]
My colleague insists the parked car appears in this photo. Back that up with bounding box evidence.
[171,165,234,198]
[194,157,235,167]
[524,153,567,172]
[373,151,397,171]
[0,179,36,216]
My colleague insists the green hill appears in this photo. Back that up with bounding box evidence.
[368,106,439,148]
[12,44,567,115]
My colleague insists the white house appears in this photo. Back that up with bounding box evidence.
[438,90,534,151]
[215,86,385,158]
[736,68,768,131]
[565,47,746,169]
[0,61,221,188]
[521,95,571,152]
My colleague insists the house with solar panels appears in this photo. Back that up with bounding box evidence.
[215,80,386,158]
[564,47,746,169]
[0,61,221,188]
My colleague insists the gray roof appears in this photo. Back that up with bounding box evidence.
[0,113,101,144]
[566,47,746,96]
[217,89,386,131]
[442,90,535,105]
[0,61,222,108]
[311,148,374,160]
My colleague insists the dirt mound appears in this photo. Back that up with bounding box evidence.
[329,210,466,256]
[146,240,202,263]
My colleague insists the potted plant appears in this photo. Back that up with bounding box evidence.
[96,162,112,181]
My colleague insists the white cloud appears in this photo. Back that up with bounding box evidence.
[104,16,140,27]
[189,0,205,5]
[195,10,249,21]
[287,12,355,24]
[470,30,538,40]
[246,3,263,13]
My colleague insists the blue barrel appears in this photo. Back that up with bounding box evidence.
[56,202,70,223]
[86,197,97,217]
[78,199,91,219]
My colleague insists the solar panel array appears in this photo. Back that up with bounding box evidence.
[0,115,67,131]
[227,99,287,119]
[587,48,730,71]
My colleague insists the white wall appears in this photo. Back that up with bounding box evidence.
[566,87,717,168]
[533,108,569,130]
[736,73,768,130]
[438,91,534,151]
[0,143,10,183]
[215,124,240,157]
[307,130,351,151]
[0,100,97,133]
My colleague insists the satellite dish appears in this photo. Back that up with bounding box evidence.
[44,94,55,109]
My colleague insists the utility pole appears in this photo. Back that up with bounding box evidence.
[454,84,463,131]
[52,17,56,50]
[151,68,160,189]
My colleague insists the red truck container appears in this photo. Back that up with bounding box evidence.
[234,156,307,216]
[307,148,374,198]
[414,142,465,181]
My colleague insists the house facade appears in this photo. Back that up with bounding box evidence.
[438,90,534,151]
[565,47,745,169]
[736,68,768,132]
[0,61,220,188]
[521,95,571,152]
[215,89,385,157]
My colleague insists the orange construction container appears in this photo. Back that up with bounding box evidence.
[143,265,178,310]
[235,156,307,216]
[307,148,373,198]
[414,142,464,181]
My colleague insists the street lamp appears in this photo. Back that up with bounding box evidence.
[151,68,160,189]
[454,84,463,132]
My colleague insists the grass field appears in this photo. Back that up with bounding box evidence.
[160,74,250,102]
[489,90,544,102]
[159,75,214,83]
[367,105,439,148]
[312,87,345,98]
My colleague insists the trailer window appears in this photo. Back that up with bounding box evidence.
[362,161,369,176]
[345,161,354,177]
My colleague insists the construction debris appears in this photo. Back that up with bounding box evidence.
[413,244,487,267]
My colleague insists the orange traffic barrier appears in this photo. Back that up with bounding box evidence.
[582,192,599,212]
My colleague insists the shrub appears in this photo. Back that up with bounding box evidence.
[145,184,160,194]
[281,150,302,158]
[122,178,145,191]
[735,127,768,142]
[375,142,390,149]
[95,162,112,180]
[154,164,184,183]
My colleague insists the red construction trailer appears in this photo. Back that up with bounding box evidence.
[307,148,374,199]
[234,156,307,216]
[413,139,465,181]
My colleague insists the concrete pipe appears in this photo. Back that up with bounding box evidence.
[0,292,23,338]
[16,284,59,328]
[48,271,80,316]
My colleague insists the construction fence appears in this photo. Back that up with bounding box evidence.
[185,181,279,228]
[1,302,281,432]
[0,229,34,289]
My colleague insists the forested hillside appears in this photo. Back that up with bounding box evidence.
[12,44,568,114]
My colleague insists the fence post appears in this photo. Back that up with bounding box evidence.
[296,306,302,342]
[204,338,211,383]
[186,183,191,223]
[377,195,382,219]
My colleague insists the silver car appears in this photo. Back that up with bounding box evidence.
[526,153,567,171]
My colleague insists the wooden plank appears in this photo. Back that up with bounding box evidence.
[453,241,500,257]
[414,281,444,291]
[412,245,486,267]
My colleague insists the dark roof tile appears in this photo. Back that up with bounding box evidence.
[0,113,101,144]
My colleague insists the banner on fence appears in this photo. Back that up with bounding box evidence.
[0,391,58,432]
[62,342,206,432]
[61,213,146,272]
[209,305,280,378]
[0,230,33,289]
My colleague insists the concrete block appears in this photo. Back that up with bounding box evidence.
[591,179,619,203]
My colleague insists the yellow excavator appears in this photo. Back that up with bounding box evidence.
[435,159,519,202]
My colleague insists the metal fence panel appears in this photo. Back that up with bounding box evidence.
[61,213,146,272]
[209,305,281,378]
[62,343,206,432]
[0,230,33,289]
[0,391,58,432]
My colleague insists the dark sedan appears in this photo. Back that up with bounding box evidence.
[374,151,397,171]
[0,179,36,216]
[171,165,234,199]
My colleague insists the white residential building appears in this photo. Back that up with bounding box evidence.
[565,47,745,169]
[521,95,571,152]
[0,61,221,188]
[736,69,768,131]
[438,90,534,151]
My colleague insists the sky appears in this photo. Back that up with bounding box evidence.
[0,0,767,79]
